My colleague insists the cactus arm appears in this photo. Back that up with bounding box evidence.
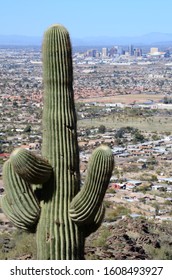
[69,145,114,226]
[10,148,53,184]
[0,196,35,231]
[2,160,40,231]
[81,203,106,237]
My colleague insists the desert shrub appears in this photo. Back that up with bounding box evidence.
[105,205,131,222]
[144,244,172,260]
[92,226,111,247]
[104,200,113,208]
[106,188,116,194]
[0,230,36,260]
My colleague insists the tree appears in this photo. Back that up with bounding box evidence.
[133,130,145,143]
[13,101,18,107]
[85,128,91,136]
[98,125,106,134]
[23,125,31,133]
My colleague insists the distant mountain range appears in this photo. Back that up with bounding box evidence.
[1,32,172,46]
[0,35,42,46]
[72,32,172,46]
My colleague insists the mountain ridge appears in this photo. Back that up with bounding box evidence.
[1,32,172,46]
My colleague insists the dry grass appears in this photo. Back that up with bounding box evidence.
[78,113,172,132]
[77,93,164,105]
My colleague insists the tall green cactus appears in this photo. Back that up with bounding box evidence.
[1,24,114,259]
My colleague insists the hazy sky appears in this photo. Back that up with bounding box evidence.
[1,0,172,38]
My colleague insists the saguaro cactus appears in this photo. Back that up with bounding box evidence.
[1,24,114,259]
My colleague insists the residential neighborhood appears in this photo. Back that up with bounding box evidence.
[1,45,172,232]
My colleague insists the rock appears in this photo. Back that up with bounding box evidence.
[85,216,171,260]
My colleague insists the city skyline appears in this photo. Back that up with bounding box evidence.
[1,0,172,40]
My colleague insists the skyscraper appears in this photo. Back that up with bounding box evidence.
[134,48,142,57]
[102,47,108,58]
[129,44,134,56]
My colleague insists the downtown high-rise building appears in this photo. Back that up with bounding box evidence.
[102,47,108,58]
[129,44,134,56]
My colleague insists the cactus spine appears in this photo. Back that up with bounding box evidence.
[1,24,114,260]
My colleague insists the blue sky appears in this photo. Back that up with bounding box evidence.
[1,0,172,38]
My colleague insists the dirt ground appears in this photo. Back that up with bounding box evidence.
[76,93,164,104]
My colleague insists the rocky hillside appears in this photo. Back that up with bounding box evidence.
[85,217,172,260]
[0,217,172,260]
